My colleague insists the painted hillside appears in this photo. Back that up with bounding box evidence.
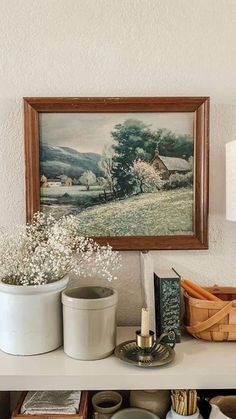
[40,143,103,179]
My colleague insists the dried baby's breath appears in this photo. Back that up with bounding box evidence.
[0,212,121,286]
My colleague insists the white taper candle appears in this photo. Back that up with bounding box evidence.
[141,307,149,337]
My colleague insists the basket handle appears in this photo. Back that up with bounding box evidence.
[186,300,236,334]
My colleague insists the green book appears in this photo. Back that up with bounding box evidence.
[154,269,181,344]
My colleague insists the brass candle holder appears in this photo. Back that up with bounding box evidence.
[136,330,157,353]
[114,329,176,367]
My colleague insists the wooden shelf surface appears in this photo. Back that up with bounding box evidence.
[0,327,235,390]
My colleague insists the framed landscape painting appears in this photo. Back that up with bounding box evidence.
[24,97,209,250]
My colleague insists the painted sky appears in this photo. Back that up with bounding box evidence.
[40,112,194,154]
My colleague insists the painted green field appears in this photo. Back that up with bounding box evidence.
[41,185,102,204]
[41,187,193,236]
[73,188,193,236]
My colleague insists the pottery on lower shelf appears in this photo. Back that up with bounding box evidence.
[130,390,170,419]
[111,408,160,419]
[92,391,122,419]
[166,407,203,419]
[62,286,118,360]
[209,395,236,419]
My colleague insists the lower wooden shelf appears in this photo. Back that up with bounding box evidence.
[0,327,235,390]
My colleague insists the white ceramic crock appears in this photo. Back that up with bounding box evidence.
[209,396,236,419]
[62,286,118,360]
[0,276,68,355]
[166,408,203,419]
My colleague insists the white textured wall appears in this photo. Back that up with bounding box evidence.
[1,0,236,324]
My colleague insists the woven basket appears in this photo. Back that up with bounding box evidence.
[184,286,236,341]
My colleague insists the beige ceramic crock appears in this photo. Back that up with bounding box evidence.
[130,390,170,419]
[62,286,118,360]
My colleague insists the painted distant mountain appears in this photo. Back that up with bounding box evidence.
[40,143,103,179]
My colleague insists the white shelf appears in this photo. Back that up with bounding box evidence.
[0,327,235,390]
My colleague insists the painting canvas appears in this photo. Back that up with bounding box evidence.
[24,97,209,250]
[39,112,194,237]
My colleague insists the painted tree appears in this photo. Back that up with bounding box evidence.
[59,175,72,186]
[73,178,79,185]
[40,175,47,183]
[188,155,194,169]
[79,170,96,191]
[111,119,159,195]
[130,160,162,194]
[60,175,68,183]
[99,145,117,193]
[157,130,193,159]
[164,171,193,190]
[97,176,108,193]
[111,119,193,196]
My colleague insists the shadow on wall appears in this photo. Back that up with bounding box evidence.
[68,251,142,326]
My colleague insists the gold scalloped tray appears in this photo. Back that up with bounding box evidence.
[114,339,175,368]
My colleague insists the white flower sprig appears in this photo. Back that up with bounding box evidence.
[0,212,121,286]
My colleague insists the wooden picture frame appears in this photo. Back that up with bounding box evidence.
[24,97,209,251]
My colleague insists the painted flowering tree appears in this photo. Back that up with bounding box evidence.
[130,160,163,194]
[79,170,96,191]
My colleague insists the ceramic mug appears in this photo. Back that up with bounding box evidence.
[92,391,122,419]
